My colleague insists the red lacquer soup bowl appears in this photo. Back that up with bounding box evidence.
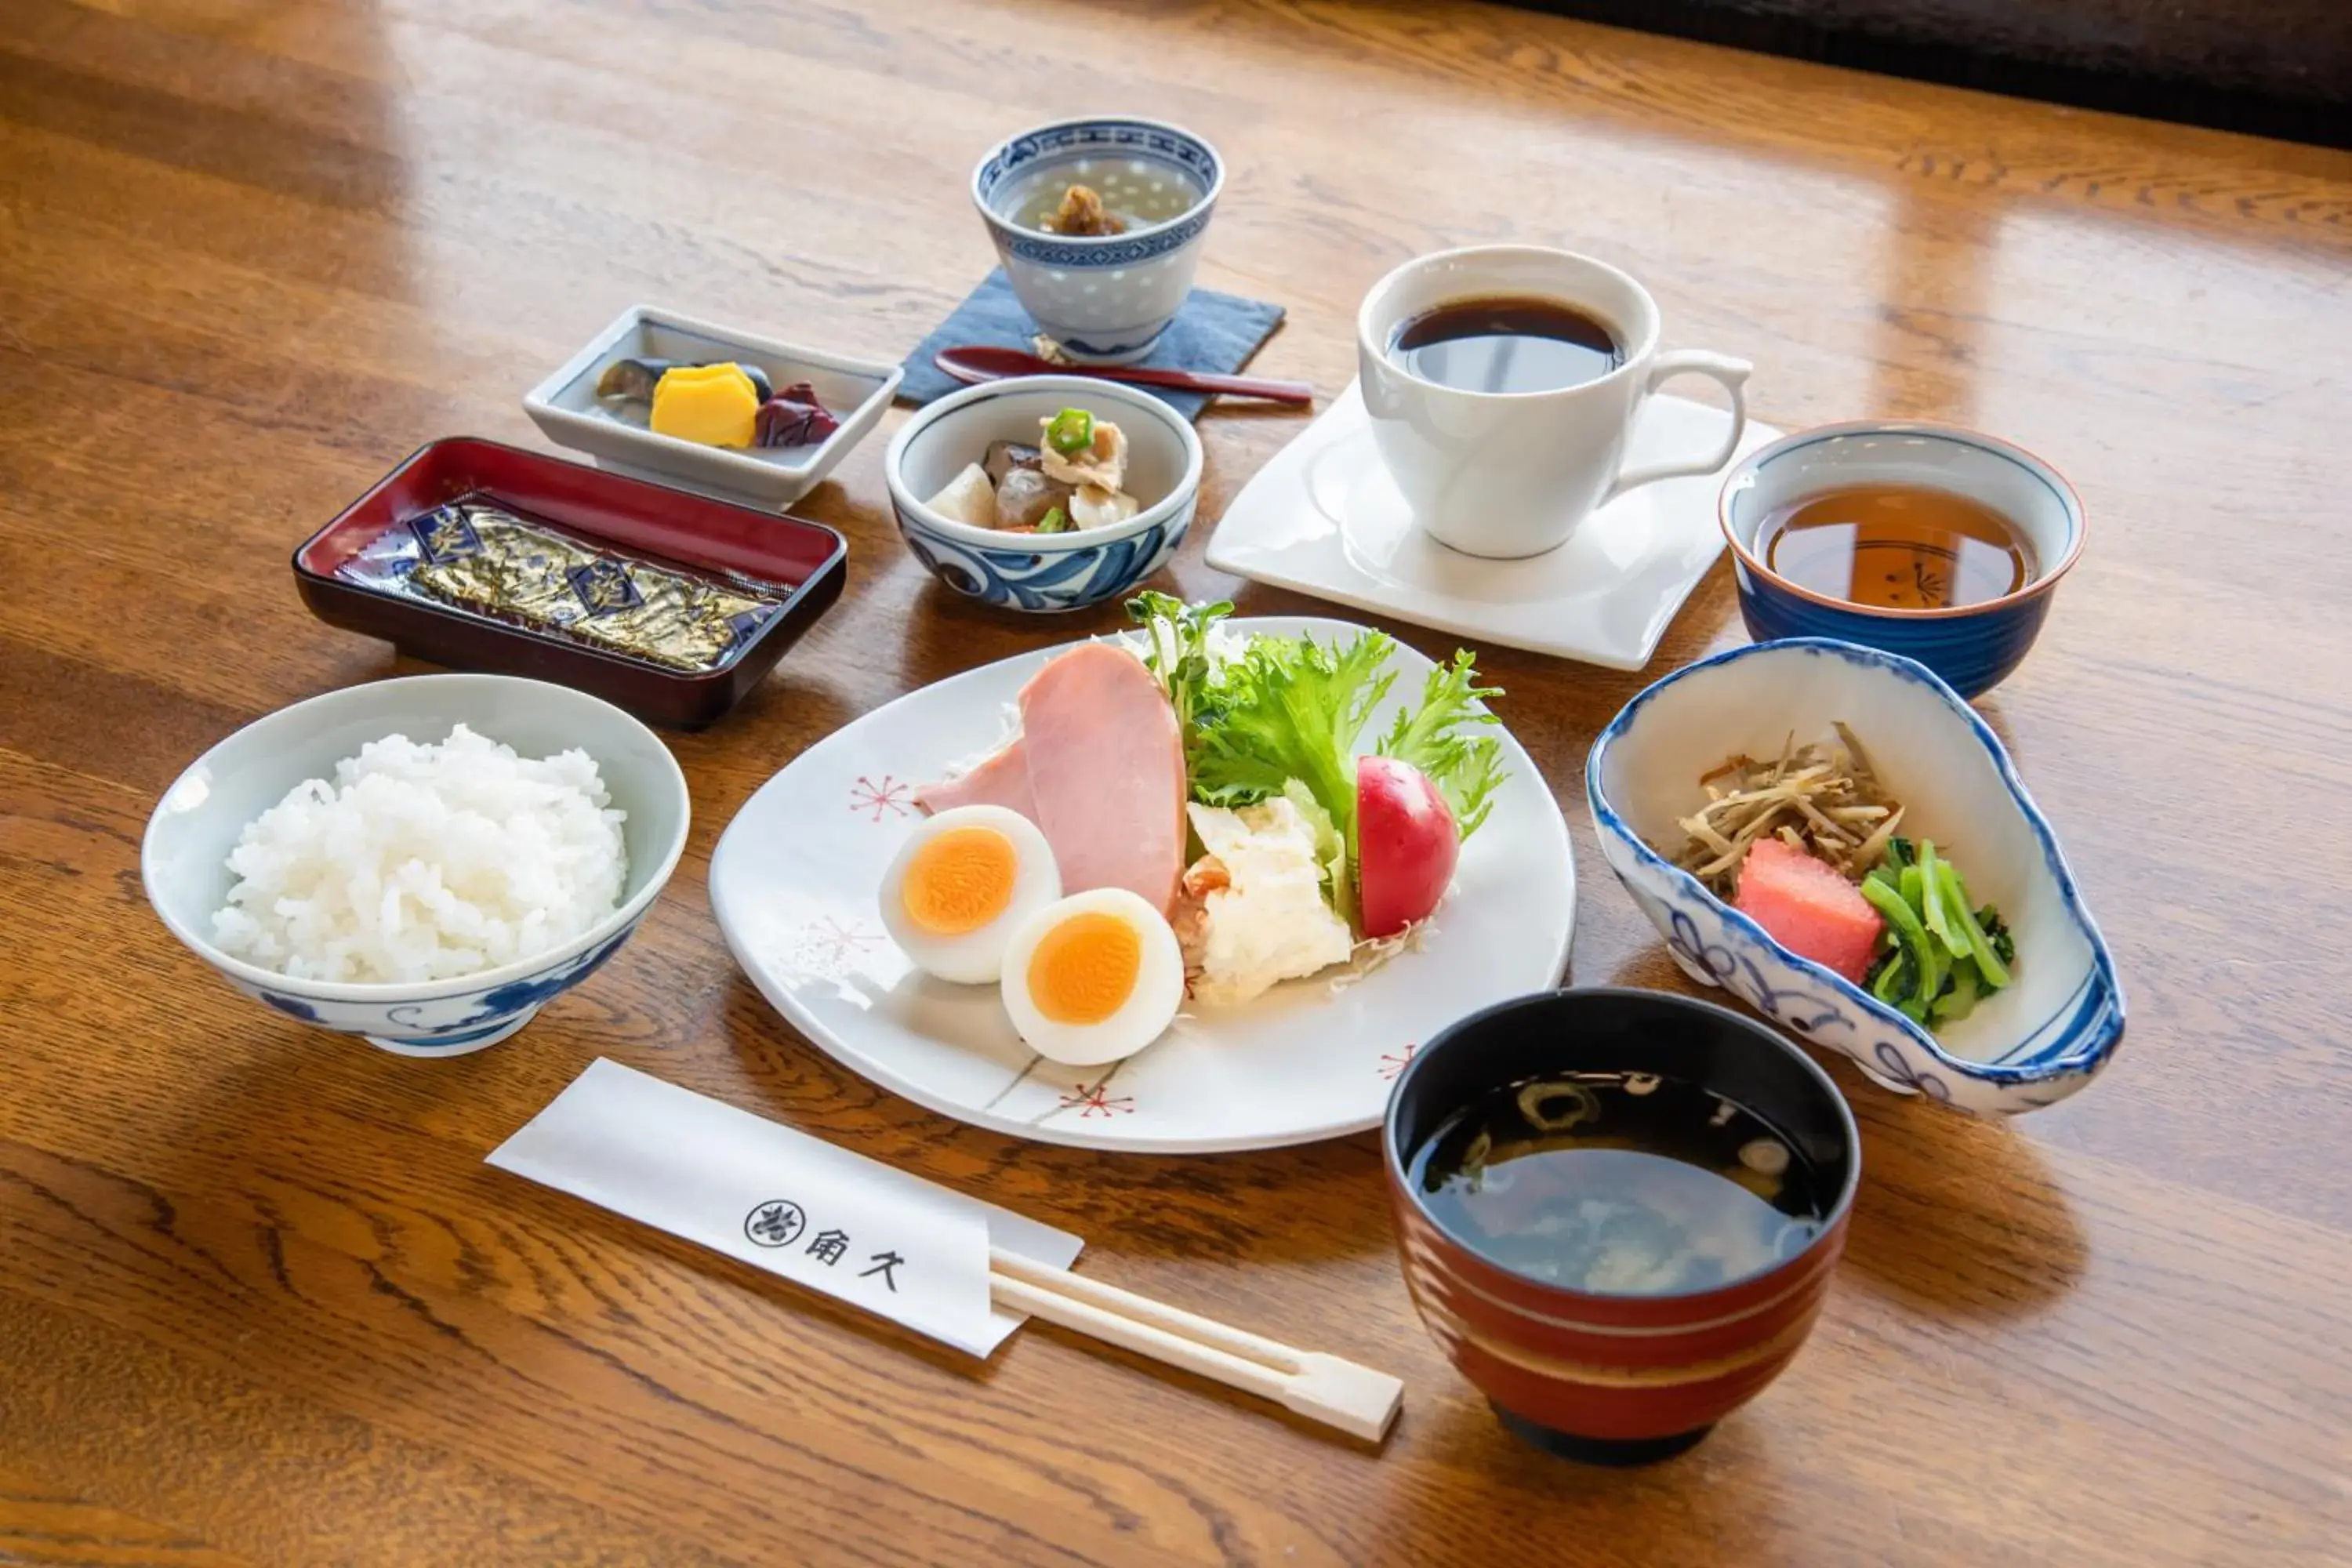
[1384,987,1860,1465]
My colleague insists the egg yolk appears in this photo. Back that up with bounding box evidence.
[1025,911,1142,1025]
[900,827,1019,935]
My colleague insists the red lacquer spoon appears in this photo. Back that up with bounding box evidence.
[933,346,1315,407]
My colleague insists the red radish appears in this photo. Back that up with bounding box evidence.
[1733,838,1885,984]
[1357,756,1458,938]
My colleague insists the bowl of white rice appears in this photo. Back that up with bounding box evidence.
[143,673,690,1056]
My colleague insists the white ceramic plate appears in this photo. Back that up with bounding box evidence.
[1206,382,1782,671]
[708,618,1576,1153]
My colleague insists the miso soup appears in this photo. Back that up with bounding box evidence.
[1004,159,1202,234]
[1410,1071,1828,1295]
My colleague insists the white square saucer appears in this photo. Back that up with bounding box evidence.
[1205,380,1780,670]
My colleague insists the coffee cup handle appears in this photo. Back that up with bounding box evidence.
[1601,350,1753,506]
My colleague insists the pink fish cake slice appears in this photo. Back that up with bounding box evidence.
[1733,838,1886,985]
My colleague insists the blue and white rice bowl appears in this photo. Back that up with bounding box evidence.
[142,673,690,1057]
[884,374,1201,614]
[971,117,1222,362]
[1720,423,2084,699]
[1586,638,2124,1115]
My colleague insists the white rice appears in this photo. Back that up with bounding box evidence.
[210,724,628,984]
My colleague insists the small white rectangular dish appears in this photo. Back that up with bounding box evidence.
[523,305,902,509]
[1205,380,1780,670]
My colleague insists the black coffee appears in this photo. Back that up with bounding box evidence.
[1389,295,1624,394]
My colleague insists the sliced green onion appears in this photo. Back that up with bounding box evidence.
[1045,408,1094,456]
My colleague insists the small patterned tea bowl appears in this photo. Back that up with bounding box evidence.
[1720,422,2085,698]
[884,374,1201,614]
[142,673,690,1057]
[1586,638,2125,1114]
[1385,987,1860,1465]
[971,116,1223,362]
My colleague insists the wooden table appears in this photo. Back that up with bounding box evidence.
[4,2,2348,1563]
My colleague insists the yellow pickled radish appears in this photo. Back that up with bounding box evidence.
[649,363,760,448]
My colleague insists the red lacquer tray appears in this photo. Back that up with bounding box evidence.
[292,437,846,728]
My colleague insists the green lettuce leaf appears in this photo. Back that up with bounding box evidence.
[1281,779,1353,930]
[1188,626,1397,866]
[1122,595,1508,932]
[1374,650,1506,839]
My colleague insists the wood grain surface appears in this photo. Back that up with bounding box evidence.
[4,1,2350,1563]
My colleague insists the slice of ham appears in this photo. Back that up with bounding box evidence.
[913,733,1037,821]
[915,642,1185,913]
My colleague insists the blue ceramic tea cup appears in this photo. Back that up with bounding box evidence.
[1719,423,2084,698]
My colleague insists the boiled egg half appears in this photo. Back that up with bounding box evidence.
[880,806,1062,983]
[1000,888,1185,1065]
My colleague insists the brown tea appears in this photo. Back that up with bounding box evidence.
[1388,296,1624,394]
[1759,485,2034,611]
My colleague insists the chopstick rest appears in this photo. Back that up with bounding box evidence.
[489,1059,1403,1440]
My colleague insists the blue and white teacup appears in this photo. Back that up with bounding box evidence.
[971,117,1222,363]
[884,375,1201,614]
[1720,423,2085,699]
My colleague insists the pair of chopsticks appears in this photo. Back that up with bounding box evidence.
[988,1248,1403,1443]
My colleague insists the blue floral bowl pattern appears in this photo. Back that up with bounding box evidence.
[143,673,691,1058]
[1719,423,2084,699]
[895,510,1188,613]
[971,117,1223,361]
[884,374,1203,615]
[238,925,643,1054]
[1586,638,2125,1116]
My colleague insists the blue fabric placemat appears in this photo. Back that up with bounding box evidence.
[898,270,1286,422]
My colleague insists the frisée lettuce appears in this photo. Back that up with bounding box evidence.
[1124,593,1506,926]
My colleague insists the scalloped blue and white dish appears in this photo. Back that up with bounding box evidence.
[971,117,1222,362]
[1586,638,2123,1115]
[142,674,690,1057]
[884,374,1200,614]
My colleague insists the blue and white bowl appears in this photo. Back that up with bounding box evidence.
[1586,638,2125,1116]
[143,674,690,1057]
[884,374,1201,614]
[1721,423,2085,698]
[971,117,1222,363]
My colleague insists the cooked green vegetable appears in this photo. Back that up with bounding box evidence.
[1044,408,1094,456]
[1861,871,1944,1023]
[1036,505,1072,534]
[1861,837,2014,1025]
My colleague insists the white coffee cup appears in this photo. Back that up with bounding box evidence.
[1357,246,1752,559]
